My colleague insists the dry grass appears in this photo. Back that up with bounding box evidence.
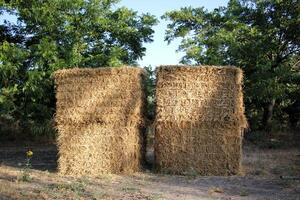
[243,144,300,177]
[54,67,147,176]
[154,66,247,175]
[0,143,299,200]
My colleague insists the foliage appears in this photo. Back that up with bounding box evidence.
[143,65,156,120]
[0,0,157,139]
[163,0,300,131]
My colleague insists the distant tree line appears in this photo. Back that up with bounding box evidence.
[0,0,299,140]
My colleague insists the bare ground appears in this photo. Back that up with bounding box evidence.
[0,143,299,200]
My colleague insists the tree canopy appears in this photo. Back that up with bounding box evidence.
[163,0,300,130]
[0,0,157,139]
[1,0,299,140]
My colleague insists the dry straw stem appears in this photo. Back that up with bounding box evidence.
[54,67,147,176]
[154,65,247,175]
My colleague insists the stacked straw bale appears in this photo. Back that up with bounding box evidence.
[154,66,247,175]
[54,67,146,176]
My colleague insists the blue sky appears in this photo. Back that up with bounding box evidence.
[0,0,228,67]
[118,0,229,67]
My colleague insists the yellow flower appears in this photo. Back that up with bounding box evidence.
[26,150,33,157]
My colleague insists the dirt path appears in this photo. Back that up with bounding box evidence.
[0,143,299,200]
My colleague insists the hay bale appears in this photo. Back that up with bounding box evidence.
[54,67,146,176]
[154,65,247,175]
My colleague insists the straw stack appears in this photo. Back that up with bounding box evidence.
[154,66,247,175]
[54,67,146,176]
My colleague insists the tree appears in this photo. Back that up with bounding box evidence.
[143,65,156,120]
[0,0,157,139]
[162,0,300,131]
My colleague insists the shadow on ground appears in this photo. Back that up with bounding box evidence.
[0,143,58,172]
[0,143,299,200]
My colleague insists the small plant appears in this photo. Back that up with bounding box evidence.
[50,182,86,193]
[183,167,198,179]
[21,150,33,182]
[239,189,249,196]
[46,182,89,199]
[122,187,140,192]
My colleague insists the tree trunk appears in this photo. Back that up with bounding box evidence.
[262,99,276,131]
